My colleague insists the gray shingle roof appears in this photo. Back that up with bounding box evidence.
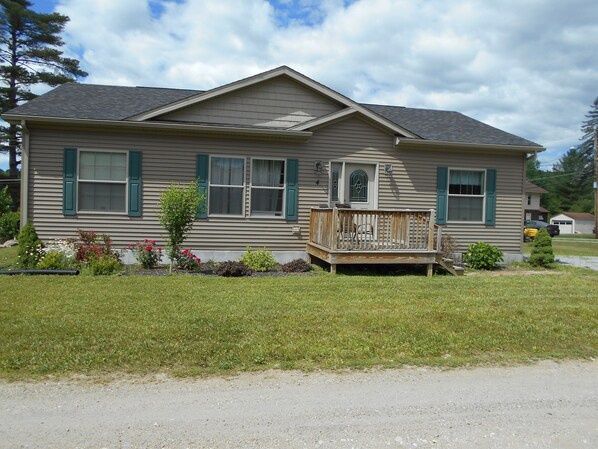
[363,103,540,147]
[5,82,541,147]
[7,83,200,121]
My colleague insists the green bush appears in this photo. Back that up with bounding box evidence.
[463,242,503,270]
[214,261,253,277]
[159,181,203,269]
[38,251,72,270]
[528,228,555,267]
[90,255,123,275]
[17,222,43,269]
[0,186,12,215]
[0,211,19,241]
[281,258,312,273]
[240,246,278,272]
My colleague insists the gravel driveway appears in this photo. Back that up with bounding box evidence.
[1,360,597,448]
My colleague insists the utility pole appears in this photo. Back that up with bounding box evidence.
[594,125,598,239]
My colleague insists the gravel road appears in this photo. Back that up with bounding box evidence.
[1,360,597,448]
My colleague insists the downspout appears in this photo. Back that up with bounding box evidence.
[20,119,29,229]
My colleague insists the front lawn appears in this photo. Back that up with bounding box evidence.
[524,237,598,256]
[1,270,597,379]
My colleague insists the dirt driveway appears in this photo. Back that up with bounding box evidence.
[1,360,597,448]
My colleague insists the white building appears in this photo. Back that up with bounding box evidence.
[550,212,596,235]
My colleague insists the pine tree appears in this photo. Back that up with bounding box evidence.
[0,0,87,177]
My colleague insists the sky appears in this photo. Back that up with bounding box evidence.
[2,0,597,171]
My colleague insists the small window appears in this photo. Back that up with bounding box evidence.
[447,169,485,222]
[251,159,285,216]
[78,151,127,212]
[209,156,244,215]
[330,165,340,203]
[527,195,532,205]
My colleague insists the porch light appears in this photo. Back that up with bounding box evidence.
[314,161,323,174]
[385,163,393,175]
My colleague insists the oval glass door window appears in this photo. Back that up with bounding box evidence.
[349,169,368,202]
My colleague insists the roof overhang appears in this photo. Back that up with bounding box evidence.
[2,114,313,139]
[395,137,545,153]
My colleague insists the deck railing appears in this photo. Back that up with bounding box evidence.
[309,208,440,252]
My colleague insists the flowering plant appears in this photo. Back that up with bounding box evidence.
[43,239,77,260]
[75,229,115,262]
[128,239,162,269]
[177,248,201,271]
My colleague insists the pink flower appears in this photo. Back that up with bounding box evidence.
[158,247,162,251]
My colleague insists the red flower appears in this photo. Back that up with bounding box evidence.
[145,245,152,251]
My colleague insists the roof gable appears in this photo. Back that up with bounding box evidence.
[155,75,344,129]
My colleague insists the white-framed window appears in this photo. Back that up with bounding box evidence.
[250,158,285,217]
[78,150,127,213]
[447,169,485,222]
[209,156,245,216]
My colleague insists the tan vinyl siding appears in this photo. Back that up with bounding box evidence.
[158,77,342,128]
[27,117,525,254]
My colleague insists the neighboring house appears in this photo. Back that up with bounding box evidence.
[524,180,548,221]
[551,212,596,234]
[2,66,544,266]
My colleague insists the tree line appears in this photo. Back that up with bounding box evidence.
[527,98,596,215]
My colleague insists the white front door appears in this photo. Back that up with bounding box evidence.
[344,163,376,210]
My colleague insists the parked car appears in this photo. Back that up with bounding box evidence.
[524,220,560,237]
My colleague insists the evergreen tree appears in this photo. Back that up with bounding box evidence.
[528,228,555,268]
[580,97,597,166]
[549,146,594,213]
[0,0,87,177]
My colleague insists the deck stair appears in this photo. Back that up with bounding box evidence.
[436,257,465,276]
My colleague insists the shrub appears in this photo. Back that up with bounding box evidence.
[90,255,123,275]
[240,246,278,272]
[281,258,312,273]
[214,260,253,277]
[177,249,201,271]
[38,252,72,270]
[74,229,117,263]
[17,222,44,269]
[128,239,162,269]
[158,181,203,269]
[0,185,12,215]
[463,242,503,270]
[528,228,555,267]
[39,239,77,269]
[199,260,219,274]
[439,233,459,260]
[0,210,20,241]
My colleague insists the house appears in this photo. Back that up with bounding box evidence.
[550,212,596,235]
[2,66,544,271]
[524,180,548,221]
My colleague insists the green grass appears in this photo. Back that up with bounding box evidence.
[556,234,596,239]
[524,238,598,256]
[1,270,597,380]
[0,245,17,268]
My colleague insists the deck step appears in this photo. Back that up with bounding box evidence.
[436,257,464,276]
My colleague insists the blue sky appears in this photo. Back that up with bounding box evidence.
[3,0,598,171]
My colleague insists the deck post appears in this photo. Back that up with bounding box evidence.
[330,263,337,274]
[428,209,436,251]
[426,263,433,277]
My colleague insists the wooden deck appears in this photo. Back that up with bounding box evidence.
[308,208,457,276]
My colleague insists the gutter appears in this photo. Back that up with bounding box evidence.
[395,137,545,153]
[20,119,29,229]
[2,114,313,139]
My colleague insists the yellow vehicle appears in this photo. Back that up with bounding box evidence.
[523,227,539,241]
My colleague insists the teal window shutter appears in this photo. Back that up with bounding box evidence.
[63,148,77,216]
[285,159,299,221]
[485,168,497,226]
[128,151,142,217]
[196,154,209,218]
[436,167,448,224]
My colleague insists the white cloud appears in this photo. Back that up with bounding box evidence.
[0,152,8,171]
[54,0,598,167]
